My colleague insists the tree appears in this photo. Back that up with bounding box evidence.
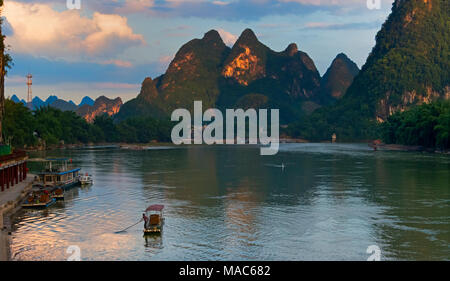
[381,101,450,149]
[2,99,36,146]
[0,0,13,144]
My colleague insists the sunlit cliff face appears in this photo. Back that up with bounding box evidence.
[82,99,123,123]
[169,52,195,73]
[376,86,449,122]
[222,46,264,86]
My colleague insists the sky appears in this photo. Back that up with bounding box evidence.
[3,0,393,104]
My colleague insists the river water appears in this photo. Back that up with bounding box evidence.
[8,144,450,260]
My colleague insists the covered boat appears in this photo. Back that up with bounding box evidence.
[22,190,56,209]
[143,204,164,234]
[32,158,81,191]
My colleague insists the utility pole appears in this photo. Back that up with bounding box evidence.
[26,74,33,106]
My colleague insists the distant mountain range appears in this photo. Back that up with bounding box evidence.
[11,0,447,138]
[8,29,363,126]
[117,0,448,136]
[10,94,122,123]
[116,29,360,124]
[76,96,122,123]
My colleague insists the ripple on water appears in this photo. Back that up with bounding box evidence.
[10,146,450,260]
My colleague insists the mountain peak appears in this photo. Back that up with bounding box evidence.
[10,94,20,103]
[203,30,223,42]
[76,96,123,122]
[285,43,298,56]
[332,53,359,74]
[236,28,258,44]
[45,95,58,106]
[320,53,360,101]
[335,53,349,60]
[79,96,95,106]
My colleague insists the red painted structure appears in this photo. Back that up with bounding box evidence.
[0,150,28,192]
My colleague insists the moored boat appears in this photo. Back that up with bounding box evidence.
[143,204,165,235]
[79,173,93,185]
[50,187,65,200]
[22,190,56,209]
[33,158,81,191]
[31,182,65,200]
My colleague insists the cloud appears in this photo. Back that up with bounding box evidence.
[5,75,27,85]
[115,0,156,13]
[303,21,382,30]
[217,29,238,46]
[40,0,394,20]
[3,1,145,62]
[100,60,134,68]
[94,82,140,89]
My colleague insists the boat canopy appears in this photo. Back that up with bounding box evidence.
[38,168,81,175]
[146,204,164,212]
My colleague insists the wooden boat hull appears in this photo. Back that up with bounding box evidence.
[143,223,163,235]
[143,228,162,235]
[22,198,56,209]
[52,194,65,200]
[61,179,80,191]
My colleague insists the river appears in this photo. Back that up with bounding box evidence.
[8,144,450,260]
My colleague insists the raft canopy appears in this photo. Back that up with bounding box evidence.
[146,204,164,212]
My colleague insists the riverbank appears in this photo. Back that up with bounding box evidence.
[0,174,35,261]
[370,143,449,153]
[21,141,450,154]
[23,142,175,152]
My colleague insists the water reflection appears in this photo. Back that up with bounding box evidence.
[8,144,450,260]
[144,234,163,253]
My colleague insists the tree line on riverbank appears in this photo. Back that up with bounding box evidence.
[284,100,450,150]
[4,97,449,150]
[380,100,450,150]
[3,100,172,148]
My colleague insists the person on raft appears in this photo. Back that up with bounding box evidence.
[142,213,149,229]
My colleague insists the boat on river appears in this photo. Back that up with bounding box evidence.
[31,183,65,200]
[143,204,164,235]
[33,158,81,191]
[22,190,56,209]
[79,173,93,185]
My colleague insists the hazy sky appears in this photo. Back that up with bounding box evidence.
[4,0,393,104]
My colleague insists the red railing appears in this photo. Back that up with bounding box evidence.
[0,150,27,164]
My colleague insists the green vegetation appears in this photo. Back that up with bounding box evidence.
[0,144,10,156]
[2,100,172,148]
[1,0,14,144]
[292,0,449,141]
[381,101,450,149]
